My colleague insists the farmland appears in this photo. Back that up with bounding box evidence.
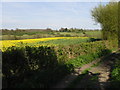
[1,33,119,88]
[1,29,101,40]
[1,37,99,51]
[1,1,120,89]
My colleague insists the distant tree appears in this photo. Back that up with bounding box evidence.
[46,28,52,31]
[16,28,19,30]
[64,28,68,32]
[59,28,68,32]
[59,28,64,32]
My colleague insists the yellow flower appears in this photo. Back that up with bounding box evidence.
[0,37,89,51]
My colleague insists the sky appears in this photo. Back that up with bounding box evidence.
[1,2,109,30]
[1,0,114,2]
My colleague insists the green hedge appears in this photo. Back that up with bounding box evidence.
[2,46,74,88]
[2,41,112,88]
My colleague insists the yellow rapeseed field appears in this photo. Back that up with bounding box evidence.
[0,37,89,51]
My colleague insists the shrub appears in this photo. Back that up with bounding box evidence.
[2,46,74,88]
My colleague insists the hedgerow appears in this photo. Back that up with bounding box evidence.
[2,41,113,88]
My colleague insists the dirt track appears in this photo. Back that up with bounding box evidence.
[52,52,120,89]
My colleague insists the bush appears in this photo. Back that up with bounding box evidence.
[54,41,111,62]
[2,46,74,88]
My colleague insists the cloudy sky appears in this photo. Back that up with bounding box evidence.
[2,1,109,30]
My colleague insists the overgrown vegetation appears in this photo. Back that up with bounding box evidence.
[2,39,113,88]
[66,51,111,68]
